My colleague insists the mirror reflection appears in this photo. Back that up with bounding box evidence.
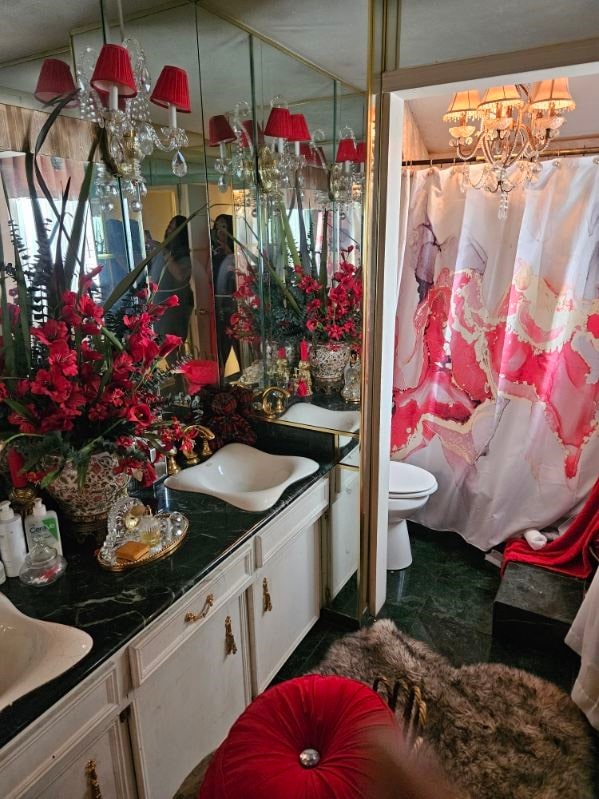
[0,4,365,622]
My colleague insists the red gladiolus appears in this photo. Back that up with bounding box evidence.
[159,334,183,358]
[48,340,78,376]
[125,402,154,428]
[31,319,68,345]
[127,332,159,365]
[175,360,219,395]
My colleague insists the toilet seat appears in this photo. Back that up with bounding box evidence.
[389,461,437,498]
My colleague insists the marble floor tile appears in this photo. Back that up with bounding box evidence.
[273,522,580,694]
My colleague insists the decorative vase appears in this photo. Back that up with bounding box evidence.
[309,342,351,394]
[45,452,130,543]
[341,350,361,404]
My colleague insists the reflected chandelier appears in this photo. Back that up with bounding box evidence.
[443,79,575,218]
[77,39,190,209]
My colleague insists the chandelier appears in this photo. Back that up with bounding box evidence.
[442,79,575,217]
[207,97,320,198]
[329,127,366,207]
[34,41,191,210]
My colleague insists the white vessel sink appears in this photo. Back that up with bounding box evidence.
[164,443,319,512]
[281,403,360,434]
[0,593,93,712]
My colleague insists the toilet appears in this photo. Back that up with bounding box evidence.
[387,461,438,570]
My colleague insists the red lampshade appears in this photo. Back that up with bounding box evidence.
[34,58,78,106]
[208,114,236,146]
[239,119,264,148]
[354,141,366,164]
[299,143,316,164]
[264,106,291,139]
[200,675,400,799]
[288,113,311,143]
[336,137,357,163]
[91,44,137,97]
[150,65,190,112]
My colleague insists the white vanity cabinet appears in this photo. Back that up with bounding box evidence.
[128,543,254,799]
[0,660,136,799]
[249,478,328,693]
[0,476,330,799]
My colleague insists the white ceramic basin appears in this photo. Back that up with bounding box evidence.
[281,403,360,434]
[164,443,319,512]
[0,593,93,712]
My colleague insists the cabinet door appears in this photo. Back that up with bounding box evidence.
[130,595,250,799]
[21,715,136,799]
[250,520,321,693]
[328,465,360,600]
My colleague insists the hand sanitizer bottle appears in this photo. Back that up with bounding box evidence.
[0,500,27,577]
[24,498,62,556]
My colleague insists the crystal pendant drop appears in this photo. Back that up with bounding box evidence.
[217,175,228,193]
[171,150,187,178]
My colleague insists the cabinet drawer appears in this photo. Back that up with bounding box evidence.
[255,477,328,567]
[129,542,253,687]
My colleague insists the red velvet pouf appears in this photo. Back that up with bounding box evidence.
[199,675,399,799]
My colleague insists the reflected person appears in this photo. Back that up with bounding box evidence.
[150,215,194,344]
[211,214,238,370]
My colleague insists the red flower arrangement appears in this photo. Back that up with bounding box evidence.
[226,267,261,344]
[296,247,362,345]
[0,269,198,487]
[0,97,221,490]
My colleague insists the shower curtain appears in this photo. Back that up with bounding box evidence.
[392,157,599,551]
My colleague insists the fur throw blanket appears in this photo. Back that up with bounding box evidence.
[312,619,596,799]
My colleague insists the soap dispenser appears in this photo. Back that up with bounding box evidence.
[0,500,28,577]
[25,498,63,555]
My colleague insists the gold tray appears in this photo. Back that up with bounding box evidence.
[97,514,189,572]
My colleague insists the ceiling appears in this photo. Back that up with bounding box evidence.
[408,74,599,158]
[0,0,368,89]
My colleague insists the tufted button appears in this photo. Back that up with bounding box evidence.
[299,748,320,768]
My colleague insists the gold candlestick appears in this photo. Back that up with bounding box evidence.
[297,359,313,397]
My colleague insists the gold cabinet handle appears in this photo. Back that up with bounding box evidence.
[262,577,273,613]
[86,759,103,799]
[185,593,214,623]
[225,615,237,655]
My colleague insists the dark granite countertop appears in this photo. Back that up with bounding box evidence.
[0,459,335,749]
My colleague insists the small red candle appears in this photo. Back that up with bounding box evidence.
[7,448,28,488]
[277,347,286,359]
[299,340,309,361]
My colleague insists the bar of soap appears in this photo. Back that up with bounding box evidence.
[116,541,149,562]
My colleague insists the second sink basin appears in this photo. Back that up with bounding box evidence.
[164,443,319,512]
[0,593,93,712]
[280,403,360,434]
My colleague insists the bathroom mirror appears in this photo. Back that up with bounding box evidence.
[0,2,367,623]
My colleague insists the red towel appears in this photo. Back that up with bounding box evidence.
[502,479,599,579]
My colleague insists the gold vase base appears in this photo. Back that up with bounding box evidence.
[313,378,344,395]
[9,486,39,517]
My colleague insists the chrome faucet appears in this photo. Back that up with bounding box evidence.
[181,424,216,465]
[259,387,291,420]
